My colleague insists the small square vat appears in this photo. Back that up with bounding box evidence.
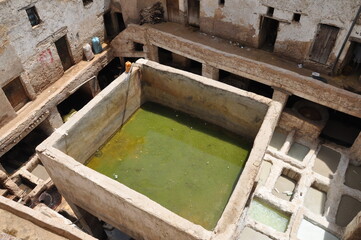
[17,177,36,195]
[312,146,340,178]
[287,142,309,161]
[304,184,327,215]
[272,168,300,201]
[257,161,272,186]
[297,219,339,240]
[336,195,361,227]
[248,198,290,232]
[238,227,271,240]
[269,129,287,150]
[344,164,361,191]
[31,164,50,181]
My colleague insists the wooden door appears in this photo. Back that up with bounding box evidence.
[310,24,339,64]
[55,35,74,71]
[167,0,179,22]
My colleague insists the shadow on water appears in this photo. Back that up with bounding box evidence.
[140,101,253,151]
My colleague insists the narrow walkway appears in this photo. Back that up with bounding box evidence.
[149,23,361,94]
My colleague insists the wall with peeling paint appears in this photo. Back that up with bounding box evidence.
[0,0,110,94]
[0,0,111,126]
[164,0,361,70]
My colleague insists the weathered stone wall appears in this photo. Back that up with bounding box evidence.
[200,0,262,48]
[0,0,111,127]
[199,0,361,66]
[0,0,110,95]
[132,0,360,69]
[0,50,114,158]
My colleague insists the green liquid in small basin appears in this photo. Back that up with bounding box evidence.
[86,102,251,230]
[249,199,290,232]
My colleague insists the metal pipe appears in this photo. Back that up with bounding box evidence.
[332,5,361,75]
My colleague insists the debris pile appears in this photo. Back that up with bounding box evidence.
[140,2,164,25]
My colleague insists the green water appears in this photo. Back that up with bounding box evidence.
[249,199,290,232]
[86,102,251,230]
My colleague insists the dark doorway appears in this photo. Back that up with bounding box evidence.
[167,0,180,23]
[259,17,279,52]
[104,11,116,40]
[310,24,339,64]
[219,70,274,98]
[320,110,361,148]
[248,80,274,98]
[341,41,361,76]
[219,70,250,90]
[188,0,200,27]
[57,86,93,122]
[55,35,74,71]
[115,13,126,32]
[104,12,126,41]
[188,59,202,75]
[0,127,48,174]
[158,48,202,75]
[97,57,122,90]
[2,77,30,111]
[158,47,173,66]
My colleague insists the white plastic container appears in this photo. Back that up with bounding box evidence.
[83,43,94,61]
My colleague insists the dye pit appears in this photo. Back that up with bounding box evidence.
[86,102,251,230]
[248,198,290,232]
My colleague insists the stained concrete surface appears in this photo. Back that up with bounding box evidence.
[0,209,67,240]
[238,227,272,240]
[257,161,272,186]
[0,232,21,240]
[31,164,50,181]
[336,195,361,227]
[344,164,361,191]
[312,146,340,178]
[272,175,296,201]
[287,142,309,161]
[304,187,326,215]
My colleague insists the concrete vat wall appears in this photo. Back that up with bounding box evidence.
[56,59,270,163]
[55,63,143,164]
[37,60,280,240]
[141,61,269,140]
